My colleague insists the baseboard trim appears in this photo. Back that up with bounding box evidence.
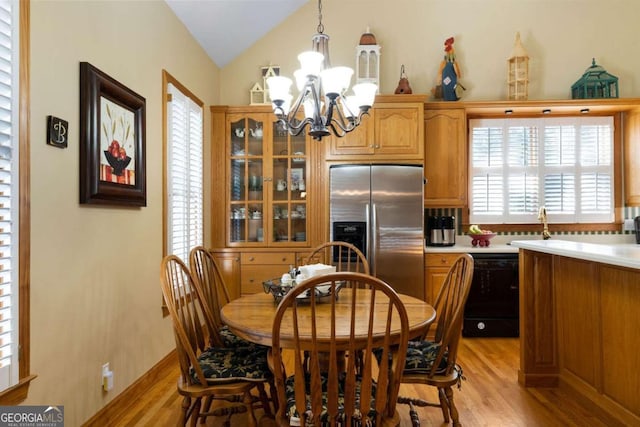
[82,350,177,426]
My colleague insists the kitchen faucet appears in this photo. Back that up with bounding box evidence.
[538,206,551,240]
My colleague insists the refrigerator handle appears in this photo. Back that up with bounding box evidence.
[370,203,378,276]
[365,204,372,275]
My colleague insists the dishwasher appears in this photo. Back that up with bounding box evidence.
[463,252,519,337]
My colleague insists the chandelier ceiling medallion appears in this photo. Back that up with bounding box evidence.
[267,0,377,141]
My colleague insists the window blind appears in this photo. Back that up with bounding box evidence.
[469,116,614,224]
[166,83,203,262]
[0,0,18,391]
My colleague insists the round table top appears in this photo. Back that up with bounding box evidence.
[220,288,436,348]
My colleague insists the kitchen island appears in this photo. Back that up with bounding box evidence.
[511,240,640,426]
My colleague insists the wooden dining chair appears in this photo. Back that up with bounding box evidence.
[396,253,474,427]
[160,255,273,427]
[189,246,262,349]
[270,272,409,427]
[303,241,370,274]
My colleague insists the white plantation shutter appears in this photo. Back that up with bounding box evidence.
[167,83,203,262]
[469,116,613,224]
[0,0,18,390]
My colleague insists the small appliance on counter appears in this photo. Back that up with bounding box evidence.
[426,215,456,246]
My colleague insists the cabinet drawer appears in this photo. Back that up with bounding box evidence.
[425,253,464,267]
[241,252,295,265]
[241,265,287,295]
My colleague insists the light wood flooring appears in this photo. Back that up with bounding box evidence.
[112,338,613,427]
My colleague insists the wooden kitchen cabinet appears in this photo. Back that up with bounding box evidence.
[240,252,295,295]
[423,108,467,207]
[211,251,241,300]
[424,253,462,304]
[325,95,424,160]
[624,109,640,205]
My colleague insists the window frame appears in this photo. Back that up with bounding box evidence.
[0,0,35,404]
[161,71,204,311]
[462,112,622,233]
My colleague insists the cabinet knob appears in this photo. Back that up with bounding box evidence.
[249,256,255,262]
[441,257,447,264]
[375,145,380,149]
[235,257,240,262]
[282,257,287,262]
[249,279,254,283]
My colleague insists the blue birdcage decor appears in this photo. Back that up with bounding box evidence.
[571,58,618,99]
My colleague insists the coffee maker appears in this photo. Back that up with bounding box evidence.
[427,215,456,246]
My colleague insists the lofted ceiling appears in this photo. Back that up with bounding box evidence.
[165,0,309,68]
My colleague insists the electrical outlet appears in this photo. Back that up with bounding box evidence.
[102,363,114,391]
[623,219,636,232]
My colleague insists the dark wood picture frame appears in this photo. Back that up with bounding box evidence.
[79,62,146,206]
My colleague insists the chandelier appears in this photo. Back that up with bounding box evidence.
[266,0,377,141]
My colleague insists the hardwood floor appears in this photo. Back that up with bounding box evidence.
[112,338,612,427]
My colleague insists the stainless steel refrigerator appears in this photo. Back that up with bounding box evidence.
[329,164,424,300]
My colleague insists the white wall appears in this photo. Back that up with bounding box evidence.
[221,0,640,105]
[28,1,219,425]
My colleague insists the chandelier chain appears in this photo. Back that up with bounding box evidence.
[316,0,324,34]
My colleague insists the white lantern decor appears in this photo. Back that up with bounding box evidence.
[355,27,381,91]
[507,32,529,100]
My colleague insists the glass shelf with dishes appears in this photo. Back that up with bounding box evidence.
[271,121,307,244]
[227,113,309,246]
[229,115,265,244]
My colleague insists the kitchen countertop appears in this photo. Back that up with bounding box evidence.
[510,239,640,270]
[425,234,522,253]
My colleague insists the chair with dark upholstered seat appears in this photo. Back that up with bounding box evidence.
[160,255,273,427]
[396,253,474,427]
[270,272,409,427]
[189,246,262,349]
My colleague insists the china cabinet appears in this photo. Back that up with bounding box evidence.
[423,108,466,207]
[226,111,309,247]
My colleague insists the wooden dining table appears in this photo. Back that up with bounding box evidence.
[220,288,436,349]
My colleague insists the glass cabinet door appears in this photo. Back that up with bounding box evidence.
[272,122,307,244]
[229,116,264,244]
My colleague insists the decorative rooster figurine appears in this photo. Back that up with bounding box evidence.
[439,37,465,101]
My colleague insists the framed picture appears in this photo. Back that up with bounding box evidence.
[79,62,146,206]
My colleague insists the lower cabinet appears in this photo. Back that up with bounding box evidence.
[211,251,241,300]
[211,250,329,299]
[424,253,463,304]
[240,252,295,295]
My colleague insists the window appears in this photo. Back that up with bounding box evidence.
[469,116,614,224]
[0,0,31,401]
[163,72,204,262]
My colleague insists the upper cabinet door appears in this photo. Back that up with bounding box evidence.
[271,122,308,245]
[423,108,466,207]
[228,114,267,245]
[325,95,424,160]
[373,103,424,158]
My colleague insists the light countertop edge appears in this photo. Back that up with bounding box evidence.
[424,243,518,253]
[510,239,640,270]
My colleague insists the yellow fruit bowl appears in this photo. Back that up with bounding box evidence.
[468,233,496,247]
